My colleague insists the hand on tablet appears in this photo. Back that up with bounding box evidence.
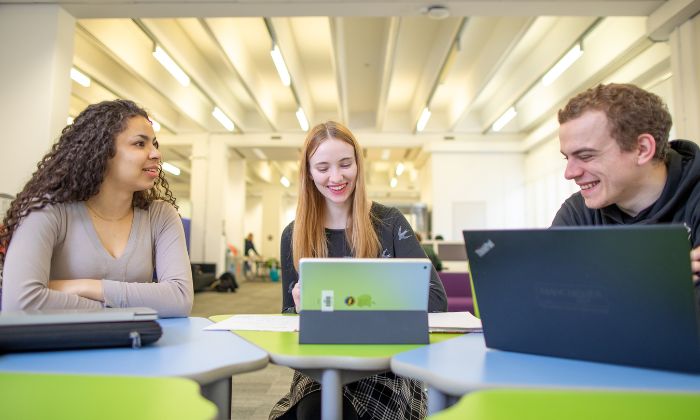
[692,246,700,284]
[292,281,301,313]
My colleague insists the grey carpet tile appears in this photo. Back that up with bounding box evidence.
[192,279,283,318]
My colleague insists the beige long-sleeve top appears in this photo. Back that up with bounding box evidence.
[1,200,193,317]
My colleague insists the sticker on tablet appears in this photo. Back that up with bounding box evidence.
[321,290,334,312]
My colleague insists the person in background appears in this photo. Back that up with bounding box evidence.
[553,83,700,306]
[244,232,260,257]
[272,121,447,420]
[0,99,193,317]
[243,232,260,277]
[416,232,442,271]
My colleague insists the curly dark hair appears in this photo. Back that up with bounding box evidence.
[558,83,672,161]
[0,99,177,262]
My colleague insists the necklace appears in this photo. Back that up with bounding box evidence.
[85,202,133,222]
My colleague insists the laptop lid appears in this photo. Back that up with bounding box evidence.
[0,307,158,326]
[299,258,430,312]
[463,225,700,373]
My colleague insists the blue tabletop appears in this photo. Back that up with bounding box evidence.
[391,333,700,396]
[0,317,269,384]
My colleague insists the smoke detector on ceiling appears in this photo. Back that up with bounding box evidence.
[423,5,450,20]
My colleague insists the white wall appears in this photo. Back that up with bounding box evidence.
[524,135,578,227]
[670,12,700,142]
[282,196,297,231]
[430,151,526,240]
[646,75,677,140]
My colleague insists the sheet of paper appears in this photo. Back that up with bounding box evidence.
[428,311,482,332]
[205,314,299,332]
[206,312,481,333]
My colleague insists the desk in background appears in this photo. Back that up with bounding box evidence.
[211,314,454,420]
[391,333,700,414]
[0,317,268,420]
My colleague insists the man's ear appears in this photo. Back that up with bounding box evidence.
[636,133,656,165]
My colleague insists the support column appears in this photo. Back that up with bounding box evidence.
[189,135,228,274]
[205,139,228,274]
[261,183,284,261]
[226,158,246,257]
[670,14,700,141]
[0,5,75,195]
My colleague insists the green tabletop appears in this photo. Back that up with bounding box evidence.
[210,314,458,364]
[428,389,700,420]
[0,372,217,420]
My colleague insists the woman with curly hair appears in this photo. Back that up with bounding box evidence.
[271,121,446,420]
[0,99,193,317]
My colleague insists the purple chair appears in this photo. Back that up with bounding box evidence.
[438,271,474,313]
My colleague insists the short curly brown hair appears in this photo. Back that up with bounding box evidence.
[0,99,177,261]
[558,83,672,161]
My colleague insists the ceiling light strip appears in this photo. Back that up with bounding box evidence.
[416,107,432,132]
[252,148,268,160]
[542,43,583,86]
[270,44,291,87]
[482,17,603,135]
[132,19,240,133]
[296,107,309,131]
[153,45,190,87]
[415,18,468,133]
[212,107,235,131]
[66,57,172,134]
[491,107,517,132]
[70,67,91,87]
[162,162,181,176]
[264,18,312,132]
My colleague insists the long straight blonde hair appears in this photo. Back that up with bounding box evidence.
[291,121,380,271]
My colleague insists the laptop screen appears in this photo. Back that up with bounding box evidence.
[299,258,430,311]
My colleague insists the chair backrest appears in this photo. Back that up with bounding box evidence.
[436,242,467,261]
[438,271,479,315]
[438,272,471,297]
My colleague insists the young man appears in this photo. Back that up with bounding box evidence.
[552,83,700,305]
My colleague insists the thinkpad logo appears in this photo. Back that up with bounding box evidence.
[475,239,495,257]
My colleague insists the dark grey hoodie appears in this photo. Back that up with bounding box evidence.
[552,139,700,305]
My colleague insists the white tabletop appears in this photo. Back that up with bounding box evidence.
[391,333,700,397]
[0,317,269,384]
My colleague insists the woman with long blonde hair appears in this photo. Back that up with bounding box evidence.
[272,121,446,420]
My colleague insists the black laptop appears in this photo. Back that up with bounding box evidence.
[463,225,700,373]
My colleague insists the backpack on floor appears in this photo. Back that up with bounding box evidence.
[215,271,238,293]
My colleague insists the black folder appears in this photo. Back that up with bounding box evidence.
[0,307,162,352]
